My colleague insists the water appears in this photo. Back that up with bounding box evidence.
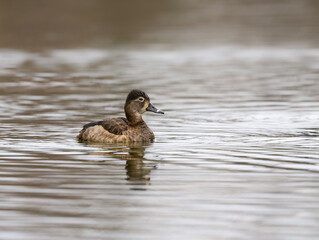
[1,1,319,240]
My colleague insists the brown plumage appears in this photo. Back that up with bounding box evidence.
[77,89,164,143]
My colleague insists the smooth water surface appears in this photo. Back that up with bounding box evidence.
[1,1,319,240]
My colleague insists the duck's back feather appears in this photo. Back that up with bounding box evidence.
[82,121,103,130]
[101,117,128,135]
[82,117,128,134]
[77,117,129,142]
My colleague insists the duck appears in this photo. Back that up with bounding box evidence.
[77,89,164,143]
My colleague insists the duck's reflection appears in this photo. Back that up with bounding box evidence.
[83,142,155,187]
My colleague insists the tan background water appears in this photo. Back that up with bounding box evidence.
[1,1,319,239]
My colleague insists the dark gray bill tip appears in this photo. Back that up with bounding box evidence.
[146,103,164,114]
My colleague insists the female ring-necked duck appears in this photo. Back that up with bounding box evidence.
[77,89,164,143]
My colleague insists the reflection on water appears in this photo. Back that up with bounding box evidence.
[1,0,319,240]
[84,142,155,186]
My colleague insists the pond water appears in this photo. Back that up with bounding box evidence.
[1,1,319,240]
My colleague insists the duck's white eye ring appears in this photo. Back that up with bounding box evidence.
[138,97,144,102]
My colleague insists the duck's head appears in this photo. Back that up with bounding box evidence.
[124,89,164,124]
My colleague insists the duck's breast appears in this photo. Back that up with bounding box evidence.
[124,123,155,142]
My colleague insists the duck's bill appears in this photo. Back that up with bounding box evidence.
[146,103,164,114]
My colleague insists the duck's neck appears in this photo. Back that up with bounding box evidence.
[125,107,144,126]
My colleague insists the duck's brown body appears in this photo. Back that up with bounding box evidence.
[77,90,163,143]
[77,118,155,143]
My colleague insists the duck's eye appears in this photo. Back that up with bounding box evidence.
[138,97,144,102]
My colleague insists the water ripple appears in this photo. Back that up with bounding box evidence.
[1,47,319,239]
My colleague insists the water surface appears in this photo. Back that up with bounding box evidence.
[1,1,319,240]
